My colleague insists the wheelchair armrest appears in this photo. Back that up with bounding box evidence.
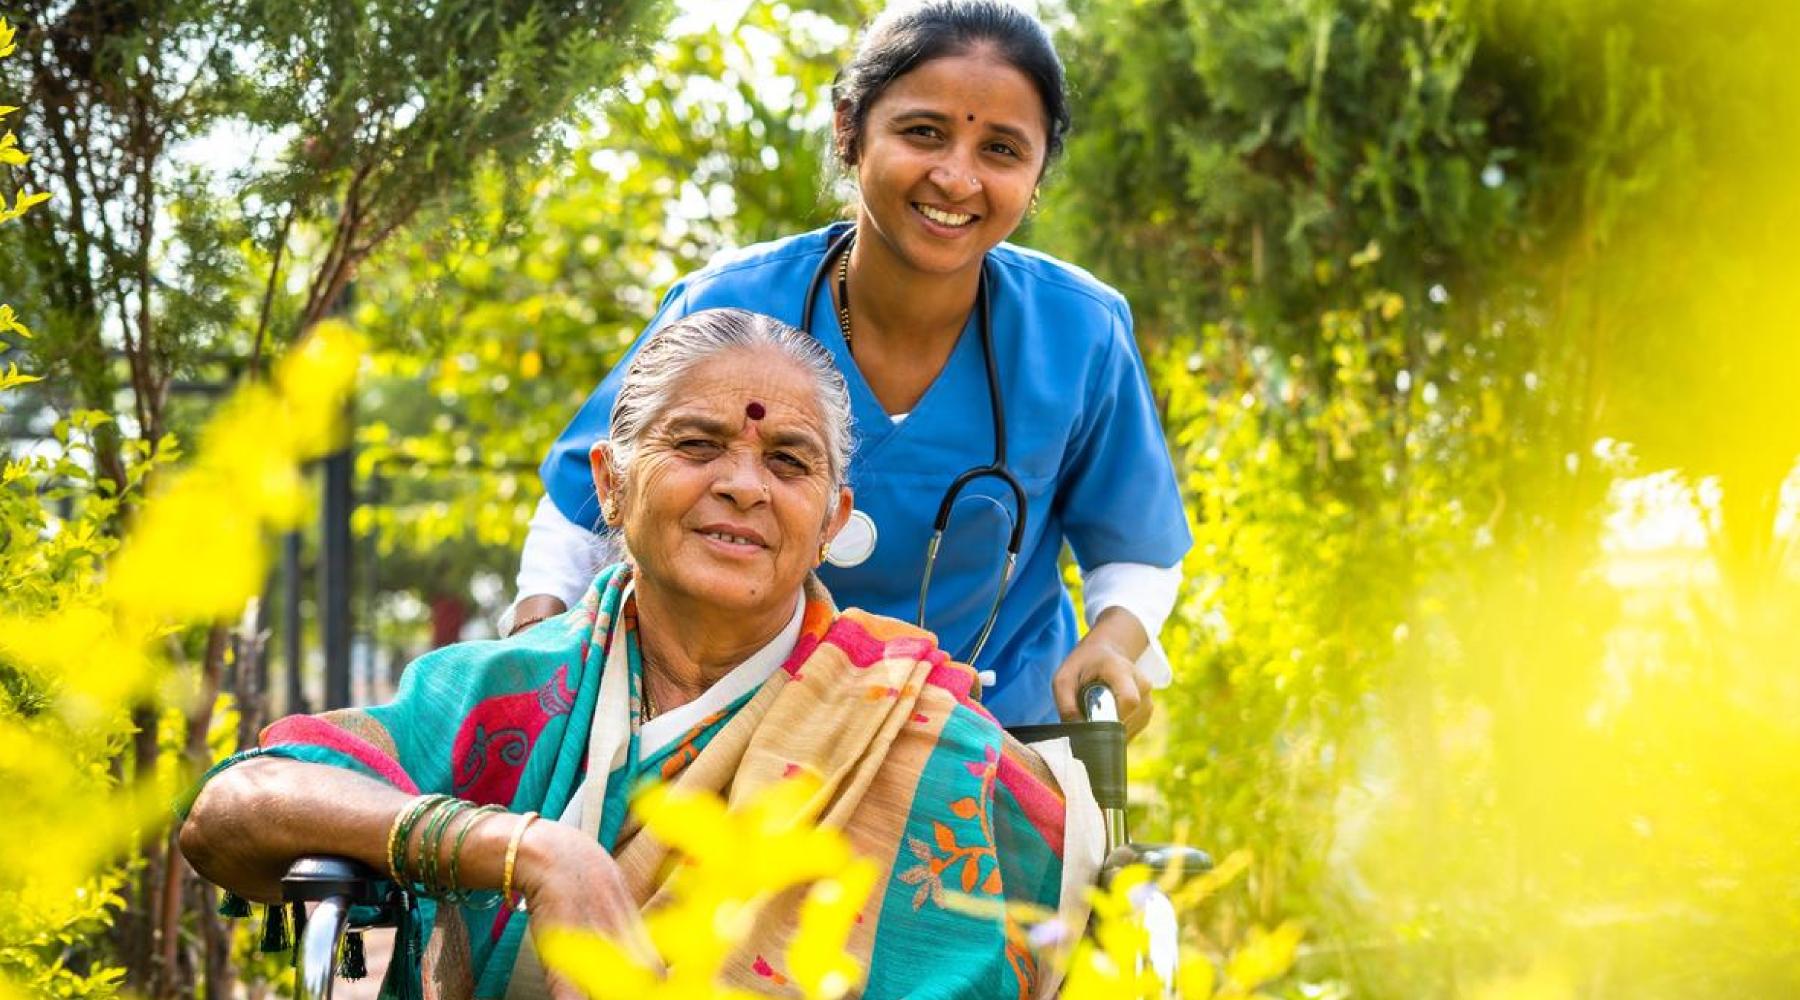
[281,856,394,911]
[1101,843,1214,888]
[280,857,409,998]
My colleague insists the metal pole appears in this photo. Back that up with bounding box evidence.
[296,897,349,1000]
[361,469,382,704]
[320,401,354,709]
[283,529,306,715]
[1082,684,1131,851]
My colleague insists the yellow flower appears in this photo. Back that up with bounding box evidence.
[0,304,31,338]
[0,321,362,962]
[787,862,878,1000]
[536,777,875,999]
[1222,921,1303,996]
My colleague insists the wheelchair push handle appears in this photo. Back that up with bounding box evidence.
[282,855,389,904]
[1080,682,1120,724]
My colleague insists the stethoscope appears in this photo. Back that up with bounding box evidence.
[801,225,1027,667]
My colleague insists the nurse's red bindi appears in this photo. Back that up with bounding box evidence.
[745,401,766,420]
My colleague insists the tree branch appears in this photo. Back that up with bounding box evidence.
[246,202,297,380]
[300,156,375,329]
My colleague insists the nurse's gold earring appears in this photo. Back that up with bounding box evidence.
[818,540,831,565]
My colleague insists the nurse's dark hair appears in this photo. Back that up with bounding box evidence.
[832,0,1071,169]
[606,308,855,521]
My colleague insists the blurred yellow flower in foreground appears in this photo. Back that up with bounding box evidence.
[537,776,878,1000]
[0,321,362,980]
[0,323,360,699]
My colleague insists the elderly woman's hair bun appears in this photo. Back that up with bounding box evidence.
[607,308,855,514]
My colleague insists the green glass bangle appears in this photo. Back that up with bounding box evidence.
[416,800,446,894]
[389,794,451,887]
[448,804,504,907]
[420,799,471,897]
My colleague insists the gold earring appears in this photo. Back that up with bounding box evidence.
[819,541,832,565]
[602,495,620,526]
[1030,189,1041,214]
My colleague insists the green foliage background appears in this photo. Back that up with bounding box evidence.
[0,0,669,994]
[1041,0,1800,994]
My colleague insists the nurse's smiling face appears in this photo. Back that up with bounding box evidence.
[593,346,853,618]
[846,46,1048,279]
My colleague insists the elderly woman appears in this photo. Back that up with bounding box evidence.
[179,308,1101,1000]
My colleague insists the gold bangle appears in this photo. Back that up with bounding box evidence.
[501,811,540,912]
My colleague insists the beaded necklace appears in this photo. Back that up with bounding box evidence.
[835,232,855,351]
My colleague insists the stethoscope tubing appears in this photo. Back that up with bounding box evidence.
[803,225,1027,667]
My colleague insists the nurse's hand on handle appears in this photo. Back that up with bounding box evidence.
[1052,606,1154,737]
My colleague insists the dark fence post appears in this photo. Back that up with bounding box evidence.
[320,400,354,710]
[282,528,306,715]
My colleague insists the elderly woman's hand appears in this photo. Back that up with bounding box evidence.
[514,818,663,991]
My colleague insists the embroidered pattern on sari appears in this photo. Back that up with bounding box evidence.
[452,667,575,801]
[897,743,1007,909]
[645,706,737,781]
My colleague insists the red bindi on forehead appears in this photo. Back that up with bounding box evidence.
[745,401,766,420]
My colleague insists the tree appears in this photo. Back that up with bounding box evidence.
[0,16,138,999]
[0,1,667,994]
[1478,0,1800,601]
[3,0,667,496]
[1045,0,1537,930]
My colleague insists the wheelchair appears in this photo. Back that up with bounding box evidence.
[260,685,1210,999]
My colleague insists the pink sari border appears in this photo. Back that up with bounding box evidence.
[262,715,421,794]
[997,750,1067,858]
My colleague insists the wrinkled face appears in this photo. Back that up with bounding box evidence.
[593,347,853,616]
[845,47,1049,278]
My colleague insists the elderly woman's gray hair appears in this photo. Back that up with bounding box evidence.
[607,307,855,514]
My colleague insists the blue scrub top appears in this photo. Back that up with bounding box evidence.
[540,224,1191,725]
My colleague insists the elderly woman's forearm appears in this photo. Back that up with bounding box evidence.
[179,758,410,902]
[180,758,549,906]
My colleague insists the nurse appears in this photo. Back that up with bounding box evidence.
[508,0,1191,731]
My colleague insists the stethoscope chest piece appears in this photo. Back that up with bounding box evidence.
[825,509,878,568]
